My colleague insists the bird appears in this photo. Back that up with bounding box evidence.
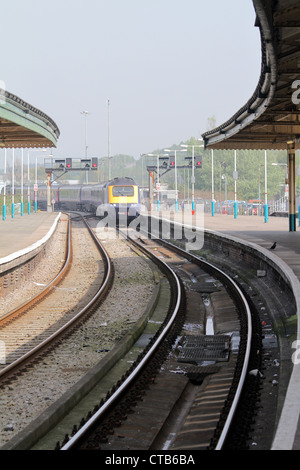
[248,369,263,378]
[269,242,277,250]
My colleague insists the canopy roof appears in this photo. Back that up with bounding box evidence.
[202,0,300,150]
[0,89,60,149]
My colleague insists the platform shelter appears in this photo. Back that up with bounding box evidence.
[202,0,300,232]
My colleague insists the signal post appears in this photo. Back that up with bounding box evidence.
[43,157,98,211]
[145,150,202,213]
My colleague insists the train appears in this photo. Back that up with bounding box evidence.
[11,177,141,223]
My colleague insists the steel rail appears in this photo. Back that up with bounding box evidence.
[61,228,182,450]
[146,234,253,450]
[61,225,251,450]
[0,216,71,326]
[0,214,112,380]
[198,254,252,450]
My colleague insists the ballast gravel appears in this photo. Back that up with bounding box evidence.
[0,221,155,447]
[0,218,68,316]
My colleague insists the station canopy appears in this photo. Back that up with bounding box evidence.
[0,88,60,149]
[202,0,300,151]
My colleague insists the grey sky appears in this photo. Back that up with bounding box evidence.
[0,0,261,159]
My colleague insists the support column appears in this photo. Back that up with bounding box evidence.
[47,172,52,212]
[149,171,154,212]
[288,142,296,232]
[211,150,215,216]
[264,150,268,223]
[234,150,238,219]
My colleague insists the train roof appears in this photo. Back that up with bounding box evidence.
[106,177,138,186]
[55,184,85,189]
[32,178,139,191]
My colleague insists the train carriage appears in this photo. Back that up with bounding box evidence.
[81,182,106,212]
[31,177,141,224]
[57,184,84,211]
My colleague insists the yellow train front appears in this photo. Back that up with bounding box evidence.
[107,177,140,224]
[81,177,141,225]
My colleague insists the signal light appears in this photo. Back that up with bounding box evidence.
[91,157,98,170]
[168,155,175,168]
[195,156,202,168]
[66,158,72,169]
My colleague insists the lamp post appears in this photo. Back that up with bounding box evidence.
[164,148,187,212]
[27,150,31,215]
[31,149,47,213]
[11,148,15,218]
[211,150,215,216]
[272,162,288,216]
[234,150,238,219]
[32,153,37,214]
[21,149,24,216]
[44,151,54,212]
[107,99,111,180]
[2,148,6,220]
[222,174,227,201]
[264,150,268,223]
[81,110,90,184]
[258,164,263,216]
[181,143,204,214]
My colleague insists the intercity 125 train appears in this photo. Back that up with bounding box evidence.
[19,177,141,223]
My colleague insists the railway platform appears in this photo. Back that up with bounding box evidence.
[0,211,61,271]
[154,209,300,450]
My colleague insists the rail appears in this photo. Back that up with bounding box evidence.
[0,214,112,380]
[60,227,182,450]
[149,235,252,449]
[61,223,252,450]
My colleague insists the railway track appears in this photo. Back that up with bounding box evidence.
[0,213,112,382]
[0,215,266,451]
[0,215,157,450]
[58,224,256,451]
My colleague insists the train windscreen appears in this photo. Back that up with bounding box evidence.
[112,186,134,197]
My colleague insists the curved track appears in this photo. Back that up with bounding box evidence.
[0,214,112,382]
[60,225,254,451]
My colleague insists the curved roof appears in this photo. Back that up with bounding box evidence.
[0,88,60,149]
[202,0,300,150]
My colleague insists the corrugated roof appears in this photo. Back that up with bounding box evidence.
[0,89,59,149]
[202,0,300,150]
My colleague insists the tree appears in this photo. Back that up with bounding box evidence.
[206,116,217,130]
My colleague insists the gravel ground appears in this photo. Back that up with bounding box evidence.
[0,221,155,447]
[0,218,68,316]
[0,218,103,368]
